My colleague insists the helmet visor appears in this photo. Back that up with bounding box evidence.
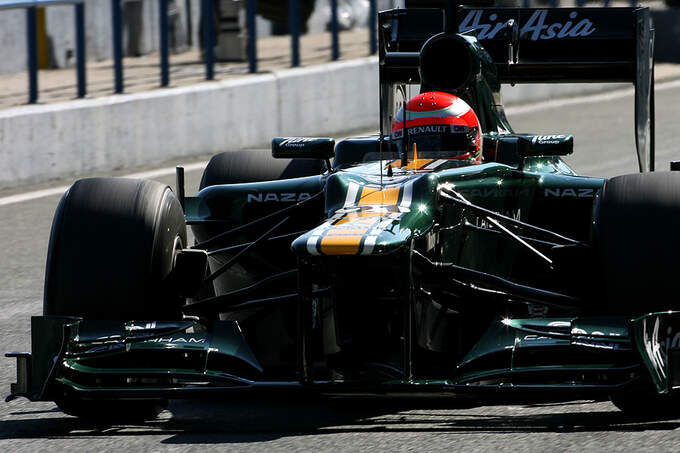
[393,126,478,160]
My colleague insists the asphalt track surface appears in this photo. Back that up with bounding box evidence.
[2,82,680,451]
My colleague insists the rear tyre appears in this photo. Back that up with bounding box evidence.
[44,178,186,420]
[199,149,324,189]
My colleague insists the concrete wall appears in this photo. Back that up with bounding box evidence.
[2,52,659,190]
[0,57,380,189]
[0,10,28,75]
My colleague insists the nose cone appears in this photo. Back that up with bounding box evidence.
[292,173,438,257]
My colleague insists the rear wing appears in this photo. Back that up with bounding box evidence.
[379,6,655,172]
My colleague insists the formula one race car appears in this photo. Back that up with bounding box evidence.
[8,2,674,420]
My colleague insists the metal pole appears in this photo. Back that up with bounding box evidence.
[369,0,376,55]
[26,6,38,104]
[330,0,339,61]
[111,0,124,93]
[247,0,257,73]
[290,0,300,67]
[185,0,192,46]
[203,0,215,80]
[75,2,86,98]
[159,0,169,86]
[176,165,185,210]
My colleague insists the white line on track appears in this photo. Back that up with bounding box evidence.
[0,161,208,207]
[1,78,679,208]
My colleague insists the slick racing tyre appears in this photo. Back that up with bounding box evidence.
[44,178,187,319]
[609,385,680,418]
[43,178,186,421]
[199,149,324,190]
[594,172,680,316]
[595,173,680,417]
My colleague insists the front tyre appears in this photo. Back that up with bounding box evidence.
[44,178,187,319]
[44,178,187,420]
[594,172,680,316]
[595,173,680,417]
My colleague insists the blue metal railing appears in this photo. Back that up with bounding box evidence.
[0,0,86,103]
[6,0,638,105]
[1,0,378,104]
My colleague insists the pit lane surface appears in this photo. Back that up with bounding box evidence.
[2,82,680,451]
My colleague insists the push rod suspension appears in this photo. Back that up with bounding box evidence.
[191,191,323,251]
[439,188,581,246]
[184,269,298,315]
[203,216,289,284]
[413,250,580,310]
[207,231,306,257]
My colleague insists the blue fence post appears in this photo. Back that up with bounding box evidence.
[159,0,169,86]
[290,0,300,67]
[522,0,530,7]
[202,0,215,80]
[75,2,86,98]
[330,0,339,61]
[247,0,257,73]
[26,6,38,104]
[369,0,376,55]
[111,0,123,93]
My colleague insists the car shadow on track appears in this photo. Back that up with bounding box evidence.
[2,396,680,443]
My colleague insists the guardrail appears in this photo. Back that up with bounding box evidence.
[0,0,86,103]
[1,0,640,105]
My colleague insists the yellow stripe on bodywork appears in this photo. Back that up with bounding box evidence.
[320,235,364,255]
[358,186,401,206]
[385,158,435,170]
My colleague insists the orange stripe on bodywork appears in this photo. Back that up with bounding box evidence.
[385,158,434,170]
[319,235,363,255]
[358,186,400,206]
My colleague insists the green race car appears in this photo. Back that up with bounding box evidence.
[8,3,675,420]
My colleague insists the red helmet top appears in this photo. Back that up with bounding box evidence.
[391,91,482,164]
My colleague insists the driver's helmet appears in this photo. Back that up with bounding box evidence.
[391,91,482,164]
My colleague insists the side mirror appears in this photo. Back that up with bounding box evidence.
[272,137,335,160]
[517,134,573,158]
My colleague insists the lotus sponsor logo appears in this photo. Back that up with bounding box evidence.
[543,188,595,198]
[459,10,596,42]
[532,135,567,145]
[247,192,312,203]
[279,138,317,148]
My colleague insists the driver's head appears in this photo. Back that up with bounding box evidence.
[391,92,482,164]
